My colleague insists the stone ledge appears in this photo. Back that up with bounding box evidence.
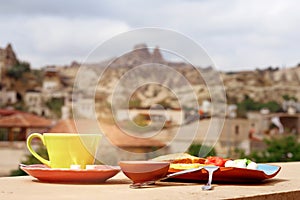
[231,191,300,200]
[0,162,299,200]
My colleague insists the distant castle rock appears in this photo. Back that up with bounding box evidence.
[0,43,18,69]
[107,43,167,68]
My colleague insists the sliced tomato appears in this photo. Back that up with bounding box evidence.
[204,156,227,167]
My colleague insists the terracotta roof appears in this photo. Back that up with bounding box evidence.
[100,123,165,148]
[48,119,165,148]
[0,112,53,128]
[0,109,20,116]
[48,119,77,133]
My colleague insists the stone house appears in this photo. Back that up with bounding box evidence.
[73,97,95,119]
[117,108,185,125]
[24,90,50,117]
[42,67,65,100]
[0,87,17,106]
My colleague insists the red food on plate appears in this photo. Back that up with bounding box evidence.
[204,156,228,167]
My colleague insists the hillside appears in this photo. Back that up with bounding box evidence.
[89,44,300,107]
[223,66,300,103]
[1,43,299,109]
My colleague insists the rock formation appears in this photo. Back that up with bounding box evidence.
[0,43,18,68]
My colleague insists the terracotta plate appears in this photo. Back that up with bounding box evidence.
[168,164,281,183]
[21,164,120,183]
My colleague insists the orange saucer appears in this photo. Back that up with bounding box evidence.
[21,164,120,183]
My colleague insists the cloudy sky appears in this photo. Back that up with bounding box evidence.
[0,0,299,71]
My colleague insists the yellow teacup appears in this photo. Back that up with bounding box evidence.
[26,133,101,169]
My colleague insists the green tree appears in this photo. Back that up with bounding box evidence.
[187,143,216,157]
[12,100,26,111]
[46,98,64,118]
[260,101,281,112]
[246,136,300,162]
[282,94,297,101]
[10,145,48,176]
[6,62,30,79]
[237,95,281,117]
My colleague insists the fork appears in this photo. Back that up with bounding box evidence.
[201,166,219,190]
[130,166,204,188]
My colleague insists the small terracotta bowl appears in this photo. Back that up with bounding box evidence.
[119,161,170,184]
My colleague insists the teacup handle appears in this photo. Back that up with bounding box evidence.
[26,133,50,167]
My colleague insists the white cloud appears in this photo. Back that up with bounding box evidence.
[0,0,299,70]
[0,16,130,68]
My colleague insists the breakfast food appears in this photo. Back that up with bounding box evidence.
[224,159,258,170]
[204,156,228,167]
[152,153,206,170]
[169,163,205,170]
[152,153,258,170]
[151,153,205,164]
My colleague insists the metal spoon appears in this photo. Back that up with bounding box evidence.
[130,166,204,188]
[201,166,219,191]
